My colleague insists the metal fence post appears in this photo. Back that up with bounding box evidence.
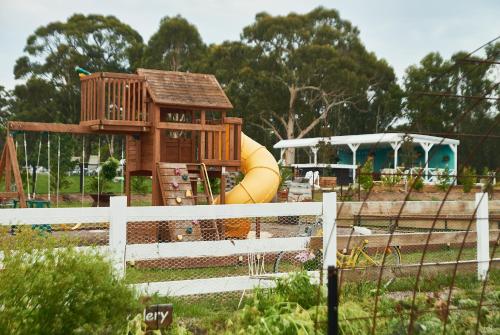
[322,192,338,334]
[328,266,339,335]
[475,193,489,281]
[109,196,127,277]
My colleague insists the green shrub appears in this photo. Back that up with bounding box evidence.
[339,302,371,334]
[413,175,424,191]
[460,166,476,193]
[0,230,140,335]
[407,174,424,192]
[209,177,220,195]
[225,272,327,334]
[480,167,494,196]
[381,172,402,189]
[359,158,374,190]
[131,176,150,195]
[437,167,452,191]
[89,157,120,194]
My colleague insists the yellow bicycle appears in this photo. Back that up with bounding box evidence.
[273,225,401,272]
[335,238,401,269]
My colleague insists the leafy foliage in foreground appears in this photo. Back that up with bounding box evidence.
[224,272,327,334]
[215,271,500,335]
[0,230,140,335]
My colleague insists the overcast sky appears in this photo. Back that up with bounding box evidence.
[1,0,499,89]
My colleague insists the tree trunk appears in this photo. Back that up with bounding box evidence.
[284,147,296,165]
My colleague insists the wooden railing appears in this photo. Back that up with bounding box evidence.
[80,72,149,126]
[199,117,242,167]
[156,117,242,167]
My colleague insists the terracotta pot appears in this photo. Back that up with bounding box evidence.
[278,189,289,202]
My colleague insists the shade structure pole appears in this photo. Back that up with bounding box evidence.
[347,143,360,183]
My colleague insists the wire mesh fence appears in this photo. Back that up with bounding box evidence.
[0,194,498,333]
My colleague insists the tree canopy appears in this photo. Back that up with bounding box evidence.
[142,15,205,71]
[403,43,500,170]
[1,8,498,172]
[13,14,144,124]
[199,8,403,163]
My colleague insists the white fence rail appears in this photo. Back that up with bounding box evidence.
[0,193,492,297]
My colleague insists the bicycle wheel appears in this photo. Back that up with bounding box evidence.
[367,246,401,267]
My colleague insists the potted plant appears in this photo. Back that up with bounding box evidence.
[277,164,293,202]
[88,157,119,207]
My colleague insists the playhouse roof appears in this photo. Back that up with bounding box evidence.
[137,68,233,110]
[273,133,460,149]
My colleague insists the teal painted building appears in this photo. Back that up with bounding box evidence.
[337,144,456,171]
[274,133,460,184]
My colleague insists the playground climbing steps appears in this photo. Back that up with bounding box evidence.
[156,162,221,240]
[157,162,195,206]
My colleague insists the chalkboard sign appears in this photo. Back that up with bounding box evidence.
[144,304,173,330]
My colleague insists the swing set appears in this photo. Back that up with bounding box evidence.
[0,130,122,209]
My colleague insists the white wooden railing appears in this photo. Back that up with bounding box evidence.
[0,193,492,296]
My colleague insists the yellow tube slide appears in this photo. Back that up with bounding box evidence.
[220,133,280,204]
[215,133,280,237]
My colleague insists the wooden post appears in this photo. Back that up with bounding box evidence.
[221,112,227,161]
[475,192,489,281]
[200,110,206,161]
[5,147,11,191]
[220,168,226,205]
[256,218,261,239]
[151,104,162,206]
[109,196,127,277]
[125,170,131,207]
[98,74,105,121]
[322,192,337,272]
[0,144,7,187]
[6,136,26,207]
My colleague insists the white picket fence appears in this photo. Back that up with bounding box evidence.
[0,193,491,296]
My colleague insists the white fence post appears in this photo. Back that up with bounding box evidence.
[109,196,127,277]
[322,192,337,270]
[475,193,489,281]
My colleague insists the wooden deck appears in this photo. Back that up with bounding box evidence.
[80,72,150,131]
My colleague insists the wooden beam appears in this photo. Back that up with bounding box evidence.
[223,117,243,125]
[0,192,20,198]
[8,121,150,135]
[157,122,225,132]
[88,125,150,133]
[338,259,500,282]
[201,159,241,167]
[309,230,500,250]
[8,121,95,134]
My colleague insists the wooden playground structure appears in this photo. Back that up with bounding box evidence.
[1,69,245,209]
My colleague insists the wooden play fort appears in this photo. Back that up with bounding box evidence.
[1,67,282,243]
[3,69,253,207]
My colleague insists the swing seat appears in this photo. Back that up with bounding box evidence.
[14,199,50,208]
[31,224,52,233]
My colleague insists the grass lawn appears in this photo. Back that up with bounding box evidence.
[124,246,500,284]
[18,174,153,195]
